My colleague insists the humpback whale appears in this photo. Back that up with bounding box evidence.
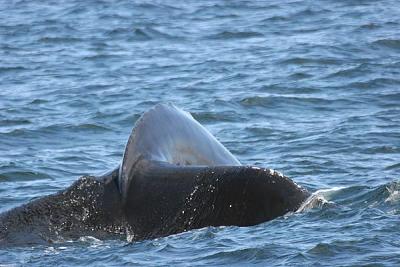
[0,104,310,246]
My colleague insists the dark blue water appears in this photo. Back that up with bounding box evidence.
[1,0,400,265]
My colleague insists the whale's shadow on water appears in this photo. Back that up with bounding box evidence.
[0,104,311,246]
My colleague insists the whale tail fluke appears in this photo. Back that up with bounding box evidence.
[123,160,310,240]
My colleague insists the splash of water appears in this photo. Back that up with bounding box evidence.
[296,187,345,212]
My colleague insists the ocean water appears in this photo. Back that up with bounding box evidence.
[1,0,399,265]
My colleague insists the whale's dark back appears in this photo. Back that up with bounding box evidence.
[124,161,309,240]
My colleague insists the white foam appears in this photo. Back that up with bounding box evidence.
[296,186,345,212]
[385,183,400,203]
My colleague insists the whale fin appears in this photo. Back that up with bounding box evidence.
[119,103,240,200]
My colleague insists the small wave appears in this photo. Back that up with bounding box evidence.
[207,31,264,40]
[359,23,380,30]
[0,171,52,181]
[372,39,400,50]
[0,66,28,73]
[30,99,49,105]
[321,182,400,211]
[69,123,112,132]
[0,118,31,127]
[385,163,400,170]
[0,44,19,51]
[132,29,152,40]
[82,54,123,61]
[239,95,355,109]
[201,246,266,265]
[288,72,312,80]
[280,57,340,65]
[131,27,181,41]
[290,7,330,18]
[191,111,238,123]
[260,15,288,23]
[296,187,343,212]
[106,28,152,41]
[324,63,370,79]
[293,182,400,216]
[106,27,129,36]
[348,78,400,89]
[0,125,64,136]
[244,126,275,136]
[259,84,320,94]
[364,145,400,154]
[379,91,400,101]
[0,122,111,136]
[136,2,182,11]
[38,36,81,44]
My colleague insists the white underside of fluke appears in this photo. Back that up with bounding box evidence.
[119,103,241,199]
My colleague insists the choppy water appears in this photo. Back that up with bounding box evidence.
[1,0,400,266]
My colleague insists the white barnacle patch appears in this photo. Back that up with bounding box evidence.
[208,185,216,193]
[293,181,303,190]
[187,185,199,202]
[82,207,90,221]
[267,169,284,177]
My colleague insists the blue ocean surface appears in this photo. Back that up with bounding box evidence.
[1,0,400,266]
